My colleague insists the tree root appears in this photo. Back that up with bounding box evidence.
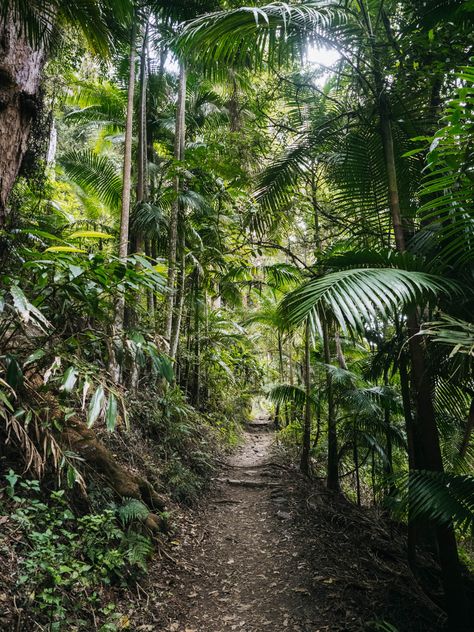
[61,418,168,530]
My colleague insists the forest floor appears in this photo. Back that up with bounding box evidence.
[131,420,446,632]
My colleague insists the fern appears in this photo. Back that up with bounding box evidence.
[117,498,150,525]
[124,532,153,571]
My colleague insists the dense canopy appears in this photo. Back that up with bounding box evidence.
[0,1,473,631]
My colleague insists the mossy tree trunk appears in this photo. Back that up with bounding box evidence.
[0,10,48,224]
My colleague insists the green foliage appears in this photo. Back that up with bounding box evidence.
[177,2,345,72]
[59,149,123,210]
[1,0,132,54]
[415,65,474,266]
[278,266,458,334]
[2,473,152,630]
[389,470,474,533]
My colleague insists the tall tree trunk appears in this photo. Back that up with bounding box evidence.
[191,275,201,409]
[128,23,149,392]
[145,239,155,326]
[377,89,468,631]
[323,317,339,491]
[0,11,48,223]
[334,331,347,371]
[118,22,137,261]
[169,240,186,362]
[353,431,361,506]
[136,19,149,220]
[277,331,284,380]
[275,331,284,429]
[110,21,137,384]
[459,398,474,459]
[165,62,186,344]
[300,320,312,475]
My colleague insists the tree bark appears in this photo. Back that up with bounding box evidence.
[110,21,137,384]
[323,317,339,491]
[165,62,186,344]
[0,11,47,223]
[300,320,312,475]
[459,398,474,459]
[136,20,149,214]
[118,22,137,261]
[169,242,186,362]
[191,274,201,409]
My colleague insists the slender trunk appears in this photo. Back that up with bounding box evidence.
[323,318,339,491]
[275,332,285,429]
[169,242,186,362]
[287,337,294,425]
[165,62,186,343]
[353,433,361,506]
[119,22,137,261]
[300,320,312,475]
[371,449,376,505]
[127,22,150,393]
[335,331,347,370]
[183,287,194,395]
[277,332,284,380]
[110,22,137,383]
[399,351,418,566]
[313,384,322,449]
[378,95,406,251]
[274,403,281,431]
[310,162,321,251]
[145,240,155,326]
[0,10,49,223]
[459,398,474,459]
[202,291,210,406]
[191,278,201,409]
[288,338,294,386]
[377,84,467,630]
[136,19,149,224]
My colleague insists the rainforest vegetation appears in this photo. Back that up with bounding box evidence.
[0,1,474,631]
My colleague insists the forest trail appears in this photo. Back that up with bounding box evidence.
[162,418,324,632]
[144,420,444,632]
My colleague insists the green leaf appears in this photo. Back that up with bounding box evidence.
[9,286,51,330]
[68,231,113,240]
[6,356,23,390]
[44,246,86,253]
[60,366,78,393]
[59,149,123,209]
[24,349,46,366]
[66,465,77,489]
[87,385,105,427]
[10,284,30,322]
[279,267,459,333]
[105,393,118,432]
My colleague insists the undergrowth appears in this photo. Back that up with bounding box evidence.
[0,472,155,631]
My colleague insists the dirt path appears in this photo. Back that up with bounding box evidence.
[141,421,444,632]
[166,420,320,632]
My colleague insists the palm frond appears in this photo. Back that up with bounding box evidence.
[392,470,474,533]
[278,267,459,333]
[267,383,317,410]
[176,2,348,74]
[414,65,474,265]
[59,149,122,210]
[1,0,132,54]
[420,315,474,357]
